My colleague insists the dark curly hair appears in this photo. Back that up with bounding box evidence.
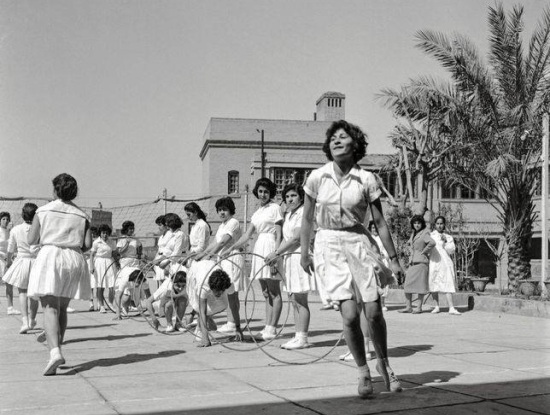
[0,212,10,223]
[90,226,99,238]
[208,269,231,292]
[410,215,426,230]
[155,215,166,226]
[121,221,135,235]
[322,120,368,163]
[252,177,277,199]
[173,270,187,286]
[99,224,112,236]
[215,197,236,215]
[282,183,304,205]
[164,213,183,231]
[128,269,146,284]
[22,203,38,223]
[52,173,78,201]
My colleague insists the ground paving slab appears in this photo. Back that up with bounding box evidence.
[0,286,549,415]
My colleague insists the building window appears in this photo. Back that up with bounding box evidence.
[441,183,459,199]
[228,171,239,194]
[273,168,312,196]
[460,186,476,199]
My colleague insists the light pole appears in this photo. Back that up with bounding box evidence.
[256,129,266,178]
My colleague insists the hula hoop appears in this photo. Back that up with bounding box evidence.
[242,251,344,365]
[108,259,151,318]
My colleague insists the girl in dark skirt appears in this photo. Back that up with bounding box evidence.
[399,215,435,314]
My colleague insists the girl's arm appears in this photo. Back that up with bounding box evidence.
[421,233,436,256]
[300,194,315,274]
[89,251,96,274]
[265,226,300,264]
[370,198,404,279]
[28,215,41,245]
[228,224,256,252]
[196,234,232,260]
[82,223,92,252]
[444,235,456,255]
[196,298,211,347]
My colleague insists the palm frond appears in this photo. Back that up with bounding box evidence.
[526,7,550,100]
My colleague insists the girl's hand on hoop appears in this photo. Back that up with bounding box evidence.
[233,328,244,342]
[264,252,278,265]
[301,254,314,275]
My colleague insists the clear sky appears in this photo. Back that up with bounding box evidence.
[0,0,546,207]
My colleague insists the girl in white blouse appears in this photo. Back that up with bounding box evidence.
[185,202,211,254]
[229,178,283,341]
[89,224,117,313]
[300,121,403,398]
[3,203,39,333]
[28,173,92,376]
[429,216,461,315]
[265,183,317,350]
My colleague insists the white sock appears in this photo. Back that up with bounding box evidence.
[296,332,308,341]
[50,347,62,359]
[357,364,370,377]
[21,316,28,326]
[265,325,275,334]
[226,321,236,328]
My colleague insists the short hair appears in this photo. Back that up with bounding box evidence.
[252,178,277,199]
[434,216,447,225]
[90,226,99,237]
[0,211,11,222]
[121,221,135,235]
[155,215,166,226]
[184,202,207,222]
[173,270,187,285]
[99,224,112,236]
[208,269,231,292]
[128,269,146,284]
[22,203,38,223]
[410,214,426,230]
[215,197,236,215]
[52,173,78,201]
[164,213,183,231]
[281,183,305,203]
[322,120,368,163]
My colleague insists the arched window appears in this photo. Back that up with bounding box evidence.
[228,171,239,194]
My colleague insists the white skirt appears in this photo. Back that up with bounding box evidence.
[0,258,6,279]
[250,233,280,281]
[220,250,247,292]
[282,250,317,294]
[313,230,394,303]
[28,245,91,300]
[2,256,35,289]
[93,257,117,288]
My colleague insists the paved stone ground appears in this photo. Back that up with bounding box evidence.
[1,285,549,415]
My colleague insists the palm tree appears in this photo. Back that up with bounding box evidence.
[381,4,550,289]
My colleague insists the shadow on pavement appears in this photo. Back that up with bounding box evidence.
[60,350,186,374]
[63,332,153,344]
[67,324,118,330]
[388,344,433,358]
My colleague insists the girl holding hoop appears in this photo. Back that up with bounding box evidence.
[229,178,283,341]
[195,197,246,339]
[300,120,403,398]
[265,183,316,350]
